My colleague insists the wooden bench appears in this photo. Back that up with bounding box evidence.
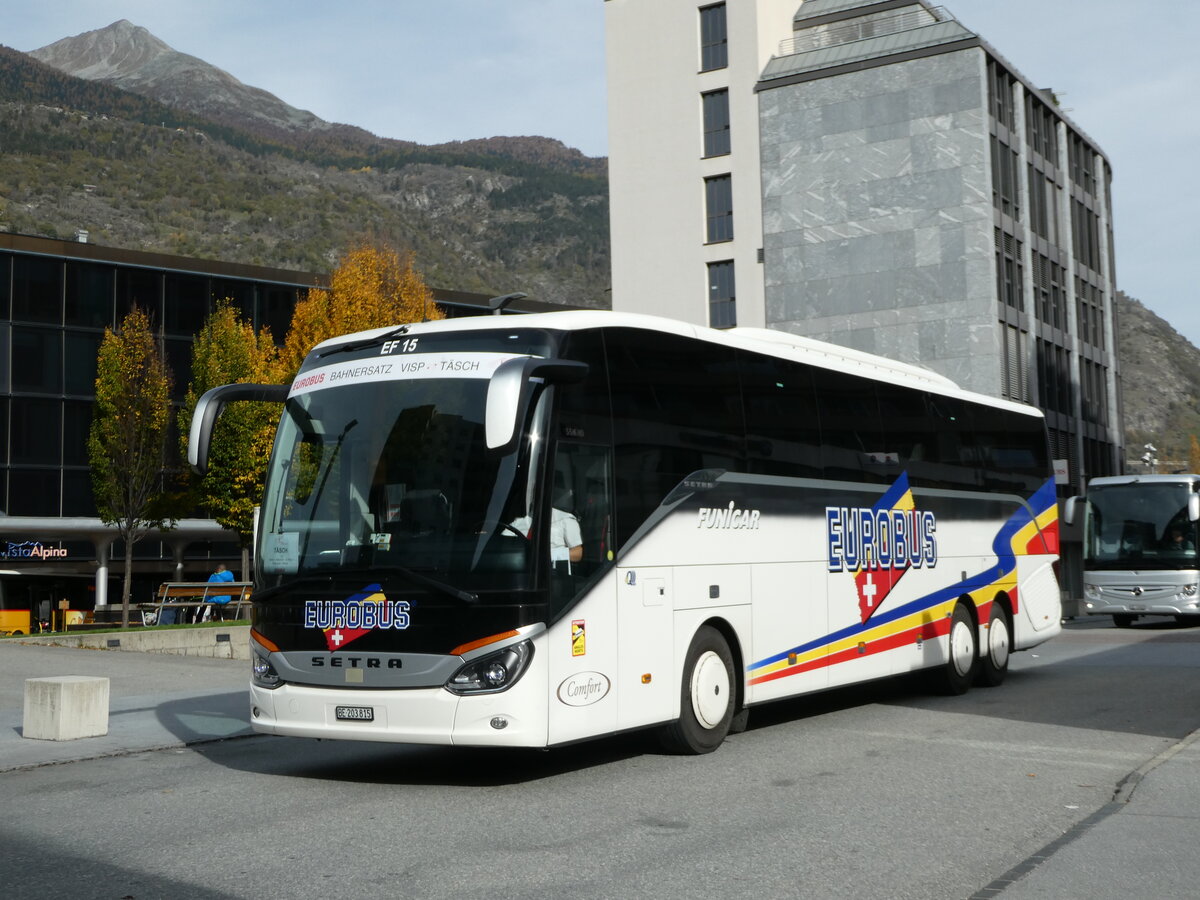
[141,581,253,625]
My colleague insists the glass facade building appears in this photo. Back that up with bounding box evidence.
[0,233,324,520]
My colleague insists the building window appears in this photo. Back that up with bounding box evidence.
[988,59,1015,131]
[995,229,1024,313]
[991,136,1020,220]
[1037,339,1073,416]
[0,253,11,316]
[1069,133,1096,196]
[1025,95,1058,162]
[65,262,114,328]
[165,273,209,337]
[12,255,62,325]
[1001,324,1028,402]
[1072,200,1101,274]
[12,327,62,393]
[702,89,731,157]
[1033,255,1066,331]
[8,468,60,517]
[117,268,161,323]
[705,175,734,243]
[699,4,728,72]
[707,260,736,328]
[65,331,103,396]
[11,399,61,465]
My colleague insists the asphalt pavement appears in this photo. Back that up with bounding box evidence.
[1,629,1198,899]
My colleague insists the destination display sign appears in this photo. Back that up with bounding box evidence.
[289,352,528,398]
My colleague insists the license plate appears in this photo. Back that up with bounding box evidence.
[1130,604,1146,611]
[335,705,374,722]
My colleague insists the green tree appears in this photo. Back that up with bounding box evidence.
[279,241,441,378]
[89,307,174,627]
[178,301,281,575]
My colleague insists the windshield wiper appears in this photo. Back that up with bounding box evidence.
[318,324,409,358]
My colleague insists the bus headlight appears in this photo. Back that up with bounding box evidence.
[446,640,533,695]
[1183,584,1198,597]
[251,647,283,689]
[1084,584,1102,600]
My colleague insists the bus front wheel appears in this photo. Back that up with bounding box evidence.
[1113,614,1136,628]
[659,625,735,755]
[976,602,1011,687]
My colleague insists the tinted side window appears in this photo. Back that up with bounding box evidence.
[925,394,980,490]
[555,330,612,445]
[739,350,821,479]
[811,367,889,484]
[875,382,937,487]
[971,406,1050,494]
[607,329,743,548]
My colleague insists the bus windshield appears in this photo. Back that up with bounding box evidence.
[257,356,549,594]
[1084,482,1199,569]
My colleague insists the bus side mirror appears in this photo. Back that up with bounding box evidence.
[1063,495,1081,527]
[1190,493,1200,523]
[485,358,589,453]
[188,383,289,474]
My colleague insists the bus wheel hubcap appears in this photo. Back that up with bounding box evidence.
[989,618,1009,667]
[691,650,730,729]
[950,619,975,677]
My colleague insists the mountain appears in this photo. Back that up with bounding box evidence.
[25,21,605,177]
[1,27,610,306]
[28,19,338,138]
[1115,291,1200,467]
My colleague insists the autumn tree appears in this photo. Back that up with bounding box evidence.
[178,301,282,576]
[279,242,441,378]
[1190,435,1200,474]
[89,307,174,627]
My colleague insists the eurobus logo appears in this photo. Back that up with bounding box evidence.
[303,584,410,652]
[826,473,937,623]
[2,541,68,561]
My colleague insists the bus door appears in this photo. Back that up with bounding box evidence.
[546,440,621,745]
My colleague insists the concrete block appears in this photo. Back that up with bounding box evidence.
[23,676,110,741]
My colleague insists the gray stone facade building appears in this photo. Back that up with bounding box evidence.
[757,0,1122,491]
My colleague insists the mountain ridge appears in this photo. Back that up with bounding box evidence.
[25,20,606,176]
[1,30,610,306]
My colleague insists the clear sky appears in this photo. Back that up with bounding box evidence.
[4,1,1196,347]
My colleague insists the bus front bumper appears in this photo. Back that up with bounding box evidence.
[1083,586,1200,618]
[249,680,548,747]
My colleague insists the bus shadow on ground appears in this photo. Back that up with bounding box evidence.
[194,726,657,786]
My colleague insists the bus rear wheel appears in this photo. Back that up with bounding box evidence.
[659,625,735,755]
[976,602,1011,687]
[930,602,977,695]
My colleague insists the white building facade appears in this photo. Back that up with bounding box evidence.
[605,0,797,328]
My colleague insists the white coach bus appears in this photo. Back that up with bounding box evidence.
[190,311,1061,753]
[1066,474,1200,627]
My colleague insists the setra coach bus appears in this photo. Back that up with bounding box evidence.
[189,311,1061,753]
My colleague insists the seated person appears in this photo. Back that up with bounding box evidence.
[510,505,583,573]
[1163,526,1195,551]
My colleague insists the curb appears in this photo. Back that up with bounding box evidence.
[10,625,251,660]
